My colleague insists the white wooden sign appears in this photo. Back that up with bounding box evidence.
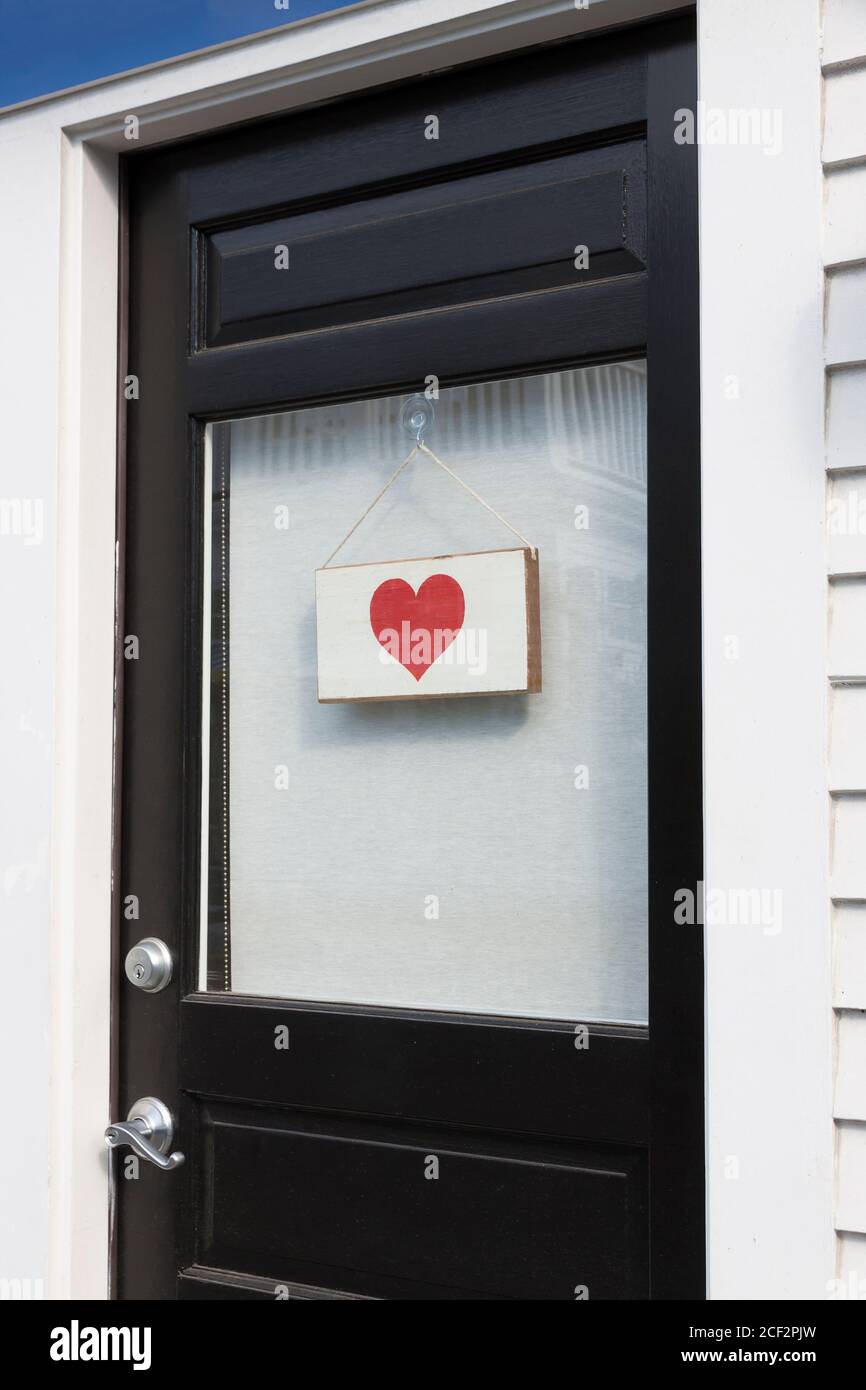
[316,547,541,703]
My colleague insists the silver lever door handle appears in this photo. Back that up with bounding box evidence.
[105,1096,185,1171]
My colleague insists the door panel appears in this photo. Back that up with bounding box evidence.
[187,276,647,417]
[180,998,649,1143]
[194,1103,647,1301]
[117,18,702,1300]
[203,142,646,345]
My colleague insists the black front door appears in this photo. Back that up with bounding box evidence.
[116,15,702,1301]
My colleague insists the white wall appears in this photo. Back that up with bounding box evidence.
[0,123,60,1293]
[823,0,866,1299]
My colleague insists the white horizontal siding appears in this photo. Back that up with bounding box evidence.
[830,795,866,899]
[823,0,866,1279]
[830,686,866,785]
[829,579,866,675]
[823,0,866,68]
[827,368,866,470]
[828,476,866,576]
[838,1231,866,1292]
[835,1011,866,1119]
[833,904,866,1009]
[824,66,866,166]
[837,1122,866,1232]
[826,266,866,365]
[825,166,866,266]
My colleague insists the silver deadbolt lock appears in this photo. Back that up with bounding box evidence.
[125,937,173,993]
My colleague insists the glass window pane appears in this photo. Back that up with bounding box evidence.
[201,362,647,1022]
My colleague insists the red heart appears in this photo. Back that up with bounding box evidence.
[370,574,465,682]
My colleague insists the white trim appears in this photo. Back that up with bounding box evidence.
[698,0,834,1297]
[49,136,119,1299]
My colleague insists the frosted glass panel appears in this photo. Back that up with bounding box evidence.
[202,364,647,1022]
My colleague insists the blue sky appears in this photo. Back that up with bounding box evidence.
[0,0,353,108]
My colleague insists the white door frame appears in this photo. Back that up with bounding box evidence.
[0,0,832,1299]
